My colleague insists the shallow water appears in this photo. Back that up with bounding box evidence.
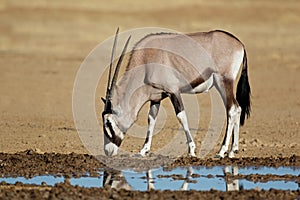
[1,166,299,191]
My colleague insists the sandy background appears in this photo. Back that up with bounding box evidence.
[1,0,299,158]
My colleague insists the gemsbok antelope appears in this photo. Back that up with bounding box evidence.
[102,28,251,158]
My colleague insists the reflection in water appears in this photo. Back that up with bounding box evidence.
[1,165,299,191]
[103,169,132,190]
[103,166,241,192]
[224,166,240,191]
[180,167,193,191]
[146,170,155,191]
[102,165,300,192]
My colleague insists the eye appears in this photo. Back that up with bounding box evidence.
[102,114,110,124]
[105,120,111,128]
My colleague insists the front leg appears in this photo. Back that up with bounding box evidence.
[170,93,196,157]
[177,111,196,157]
[140,101,160,156]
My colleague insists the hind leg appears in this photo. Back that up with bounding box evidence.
[231,106,241,155]
[215,75,241,158]
[140,101,160,156]
[224,104,241,158]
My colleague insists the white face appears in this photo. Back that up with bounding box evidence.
[104,140,119,156]
[103,114,124,156]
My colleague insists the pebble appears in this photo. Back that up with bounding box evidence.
[34,148,44,154]
[41,181,47,186]
[240,138,247,145]
[42,191,50,199]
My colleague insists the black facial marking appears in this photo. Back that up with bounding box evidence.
[103,117,122,147]
[113,136,122,147]
[103,100,113,115]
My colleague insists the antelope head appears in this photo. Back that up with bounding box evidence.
[102,28,131,156]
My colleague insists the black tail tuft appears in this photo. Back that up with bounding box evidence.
[236,49,251,126]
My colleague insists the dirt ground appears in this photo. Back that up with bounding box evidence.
[0,0,300,199]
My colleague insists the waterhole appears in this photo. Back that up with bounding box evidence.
[1,166,299,191]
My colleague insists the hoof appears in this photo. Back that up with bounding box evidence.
[188,153,196,158]
[138,150,150,157]
[228,152,235,158]
[215,154,224,159]
[134,153,144,158]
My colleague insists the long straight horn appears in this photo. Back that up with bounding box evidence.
[105,27,119,102]
[109,35,131,98]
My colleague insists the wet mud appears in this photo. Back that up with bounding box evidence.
[1,151,300,199]
[1,150,300,177]
[1,183,300,200]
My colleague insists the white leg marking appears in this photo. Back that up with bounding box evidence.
[229,106,241,158]
[177,111,196,157]
[140,115,156,156]
[218,106,236,158]
[232,106,241,152]
[218,105,241,158]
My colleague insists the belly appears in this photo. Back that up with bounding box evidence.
[184,74,214,94]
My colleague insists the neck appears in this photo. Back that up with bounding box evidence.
[111,69,150,132]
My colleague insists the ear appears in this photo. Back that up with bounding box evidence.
[101,97,106,104]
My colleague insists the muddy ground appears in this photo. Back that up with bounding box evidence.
[1,0,300,199]
[0,151,300,199]
[1,150,300,177]
[1,184,298,200]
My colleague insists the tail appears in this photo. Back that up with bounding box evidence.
[236,49,251,126]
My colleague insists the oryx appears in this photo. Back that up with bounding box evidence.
[103,169,132,190]
[102,28,251,158]
[103,169,154,191]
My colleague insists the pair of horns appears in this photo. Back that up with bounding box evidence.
[104,28,131,111]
